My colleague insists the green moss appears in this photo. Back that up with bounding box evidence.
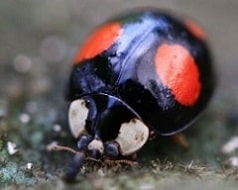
[0,162,37,188]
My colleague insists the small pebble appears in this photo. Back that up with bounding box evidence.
[26,101,38,114]
[221,136,238,154]
[29,77,51,95]
[26,162,33,170]
[225,156,238,167]
[13,54,32,73]
[53,124,62,132]
[19,113,31,124]
[98,168,105,177]
[7,141,18,155]
[39,36,67,63]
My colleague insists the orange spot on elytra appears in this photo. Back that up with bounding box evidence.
[155,44,201,106]
[74,22,122,64]
[185,19,206,40]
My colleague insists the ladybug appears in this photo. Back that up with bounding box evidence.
[64,9,215,180]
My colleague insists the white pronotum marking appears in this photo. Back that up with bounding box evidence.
[68,99,89,138]
[115,118,149,156]
[88,139,104,154]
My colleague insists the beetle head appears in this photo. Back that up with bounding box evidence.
[68,94,149,159]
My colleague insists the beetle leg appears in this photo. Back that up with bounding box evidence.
[172,134,189,148]
[104,141,120,158]
[46,143,86,181]
[64,152,85,182]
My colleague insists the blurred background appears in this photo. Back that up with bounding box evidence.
[1,0,238,188]
[1,0,238,104]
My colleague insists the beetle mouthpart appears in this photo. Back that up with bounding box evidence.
[64,152,85,182]
[87,139,104,155]
[104,141,120,158]
[77,134,93,150]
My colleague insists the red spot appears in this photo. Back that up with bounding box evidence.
[74,22,122,63]
[185,19,206,40]
[155,44,201,106]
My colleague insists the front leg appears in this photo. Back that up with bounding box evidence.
[64,152,85,182]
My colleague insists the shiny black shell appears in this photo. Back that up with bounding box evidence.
[66,9,215,136]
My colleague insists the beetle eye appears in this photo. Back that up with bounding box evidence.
[77,134,93,150]
[104,141,119,158]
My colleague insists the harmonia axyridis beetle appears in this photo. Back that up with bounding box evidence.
[63,9,215,180]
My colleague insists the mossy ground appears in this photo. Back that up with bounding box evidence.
[1,0,238,189]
